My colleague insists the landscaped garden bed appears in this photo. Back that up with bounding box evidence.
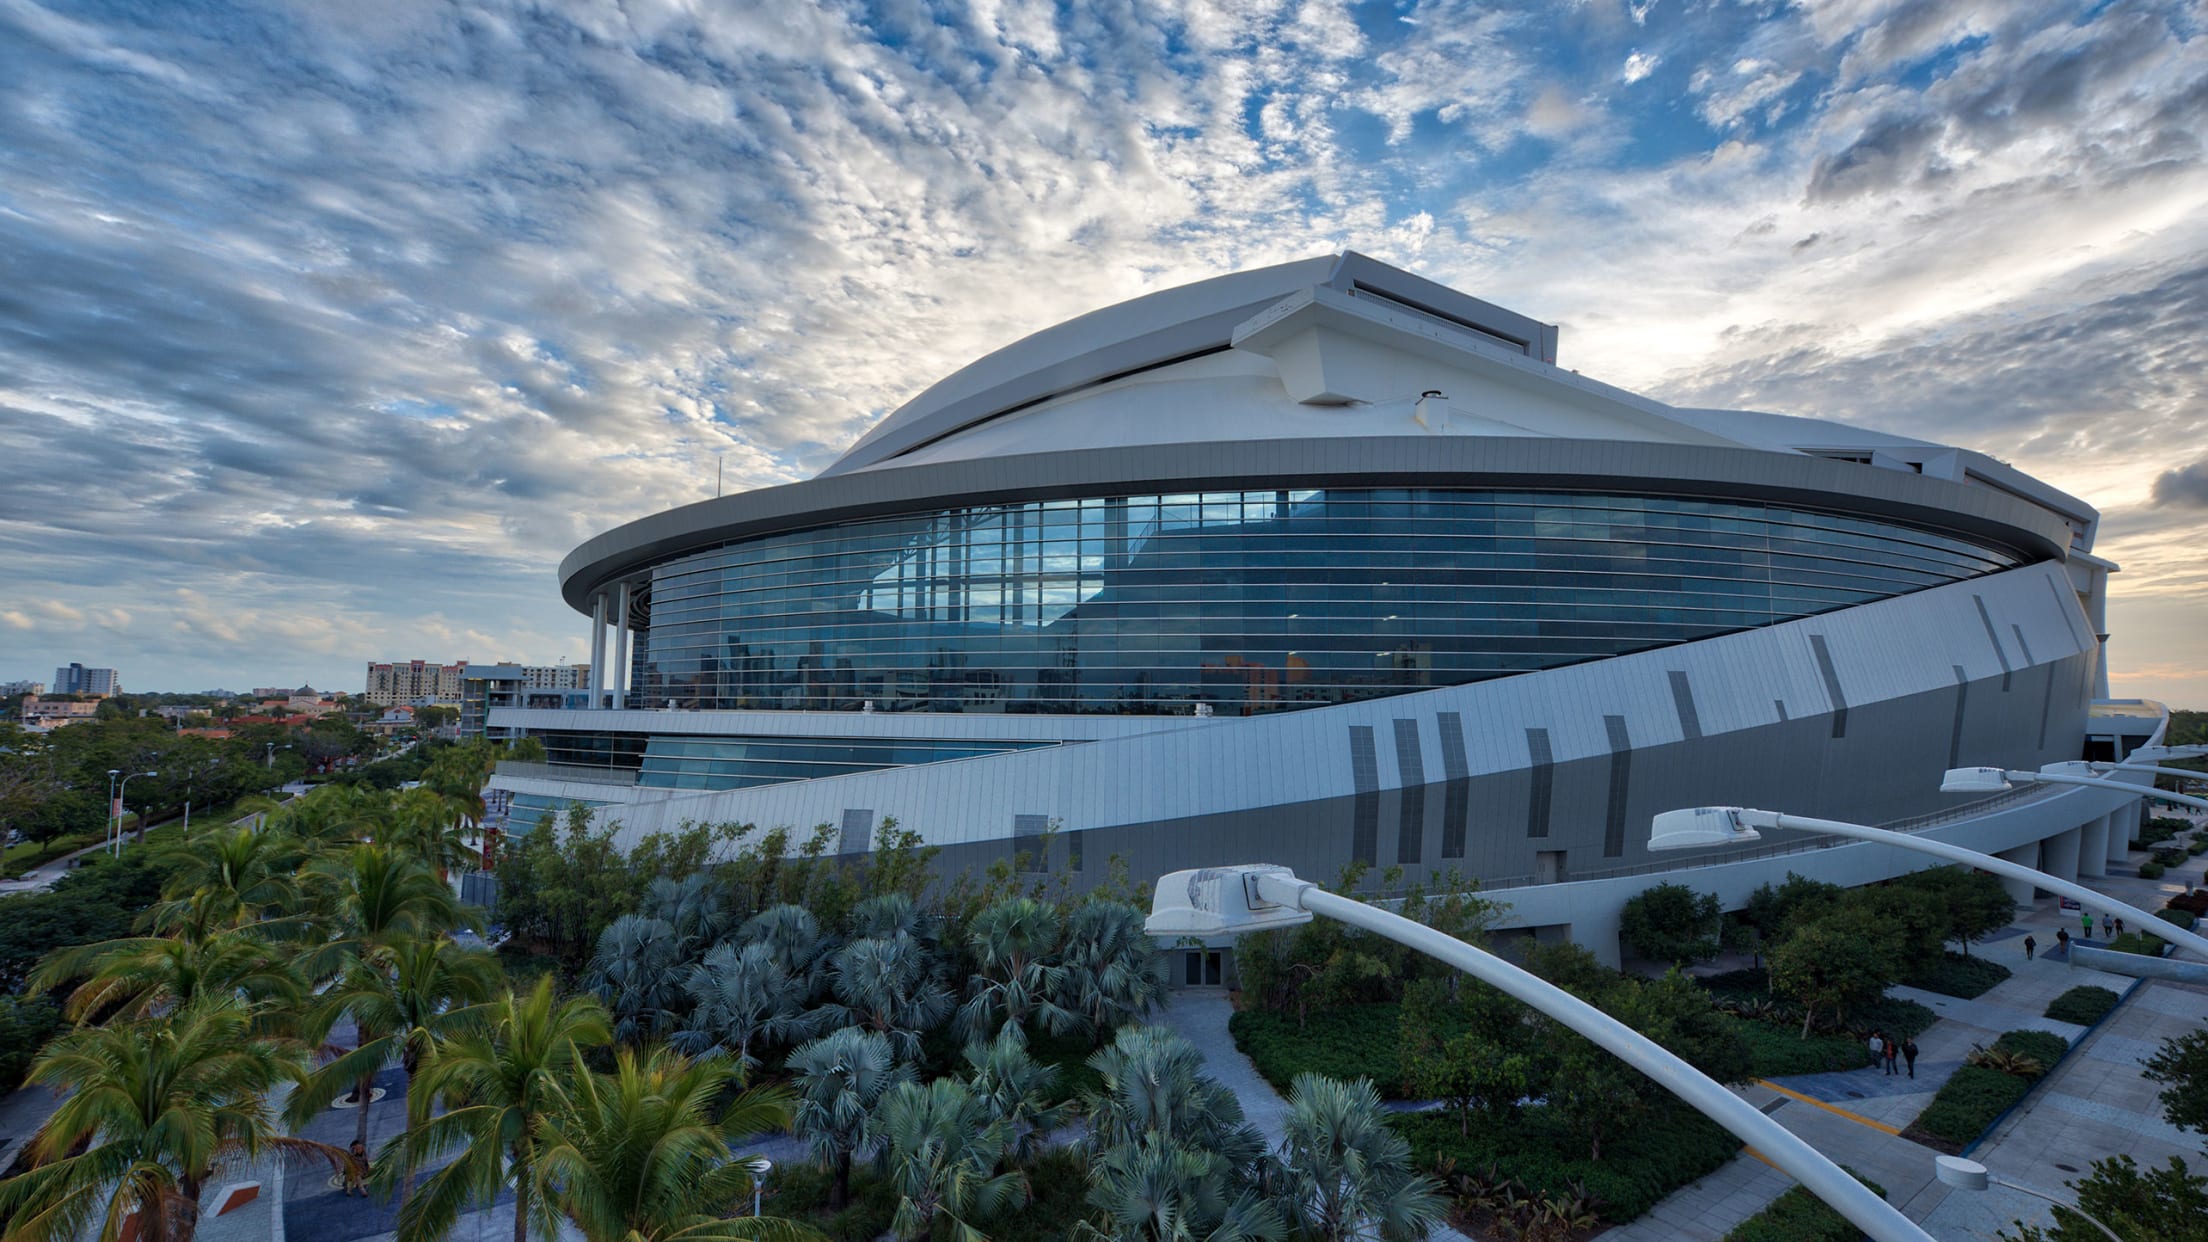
[1724,1170,1887,1242]
[1903,1029,2070,1151]
[2045,985,2121,1025]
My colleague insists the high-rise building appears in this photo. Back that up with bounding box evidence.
[51,663,119,697]
[364,659,469,706]
[0,680,44,698]
[459,663,591,738]
[490,252,2154,969]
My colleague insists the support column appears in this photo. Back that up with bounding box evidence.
[611,580,632,710]
[1572,905,1625,970]
[588,592,608,708]
[2041,826,2082,885]
[1996,842,2040,905]
[2124,798,2143,847]
[2080,814,2110,878]
[2106,809,2131,864]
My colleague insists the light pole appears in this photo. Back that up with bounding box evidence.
[1933,1155,2121,1242]
[744,1156,771,1217]
[115,770,157,855]
[105,769,120,858]
[1145,865,1933,1242]
[1942,763,2208,813]
[1649,804,2208,959]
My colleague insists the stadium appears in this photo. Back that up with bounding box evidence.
[486,252,2164,968]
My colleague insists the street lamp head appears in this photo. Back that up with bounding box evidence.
[1649,806,1763,851]
[1144,865,1312,937]
[1933,1155,1990,1192]
[2039,761,2098,777]
[1941,766,2014,794]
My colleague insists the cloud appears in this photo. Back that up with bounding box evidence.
[2153,462,2208,510]
[1621,50,1658,83]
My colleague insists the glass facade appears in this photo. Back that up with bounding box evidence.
[637,487,2026,716]
[528,728,1056,794]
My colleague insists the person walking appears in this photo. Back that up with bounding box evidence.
[346,1139,369,1198]
[1883,1035,1901,1077]
[2024,934,2037,960]
[1868,1031,1885,1071]
[2082,910,2094,940]
[2114,917,2126,937]
[2057,927,2071,955]
[1902,1036,1919,1079]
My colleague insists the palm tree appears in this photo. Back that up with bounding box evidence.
[141,823,313,938]
[28,931,305,1028]
[869,1078,1024,1242]
[378,978,612,1242]
[586,914,691,1045]
[672,940,819,1070]
[962,1025,1069,1168]
[1276,1075,1443,1242]
[0,996,347,1242]
[827,933,951,1060]
[1078,1136,1286,1242]
[787,1026,913,1209]
[956,898,1075,1042]
[302,843,475,977]
[286,934,503,1153]
[1084,1027,1268,1174]
[385,786,476,880]
[845,892,924,941]
[533,1045,817,1242]
[1056,902,1169,1045]
[1079,1027,1280,1242]
[739,904,832,1002]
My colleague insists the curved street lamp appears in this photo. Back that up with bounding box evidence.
[1934,1155,2121,1242]
[1145,864,1934,1242]
[1940,763,2208,813]
[1649,803,2208,960]
[114,769,158,855]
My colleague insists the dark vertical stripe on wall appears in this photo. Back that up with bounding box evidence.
[2011,624,2035,667]
[1525,728,1554,839]
[1948,665,1969,770]
[1349,726,1380,866]
[1602,716,1632,859]
[839,809,874,855]
[1774,699,1789,722]
[2038,664,2056,750]
[1808,635,1848,739]
[1013,814,1050,872]
[1436,713,1470,860]
[1392,719,1426,864]
[1973,595,2013,690]
[1668,671,1703,740]
[2044,576,2089,649]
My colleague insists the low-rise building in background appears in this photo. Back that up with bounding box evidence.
[364,659,469,706]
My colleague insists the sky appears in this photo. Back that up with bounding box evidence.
[0,0,2203,705]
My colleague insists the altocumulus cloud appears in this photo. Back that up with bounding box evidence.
[0,0,2201,699]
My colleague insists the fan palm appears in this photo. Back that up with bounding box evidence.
[1084,1027,1268,1175]
[739,904,832,1002]
[286,934,503,1152]
[956,899,1075,1042]
[868,1078,1024,1242]
[586,914,691,1045]
[1056,902,1169,1045]
[28,931,305,1028]
[962,1025,1069,1168]
[1276,1074,1444,1242]
[672,940,820,1069]
[787,1026,913,1209]
[376,977,612,1242]
[533,1045,816,1242]
[0,995,347,1242]
[827,933,951,1060]
[1078,1135,1286,1242]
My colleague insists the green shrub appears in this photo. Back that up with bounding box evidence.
[2152,847,2188,868]
[2107,932,2167,956]
[1229,1003,1406,1095]
[1906,951,2011,999]
[2166,890,2208,916]
[1847,994,1938,1042]
[980,1149,1091,1242]
[2139,821,2180,847]
[2141,862,2168,879]
[1399,1099,1738,1223]
[2155,908,2199,931]
[1698,967,1774,996]
[1724,1170,1888,1242]
[1725,1015,1872,1077]
[2045,985,2121,1025]
[1906,1029,2070,1150]
[1907,1065,2032,1150]
[1027,1027,1106,1106]
[0,995,61,1089]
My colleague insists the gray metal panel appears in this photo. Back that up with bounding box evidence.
[1808,634,1848,739]
[1349,726,1380,866]
[1668,671,1703,741]
[1393,719,1426,865]
[1973,594,2014,690]
[559,437,2074,610]
[1602,715,1632,859]
[1525,728,1555,839]
[839,809,874,855]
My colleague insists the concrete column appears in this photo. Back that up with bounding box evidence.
[588,592,608,707]
[1571,905,1625,970]
[611,579,632,709]
[2080,814,2109,878]
[2124,798,2143,846]
[2106,809,2131,864]
[1996,841,2041,905]
[2041,826,2082,885]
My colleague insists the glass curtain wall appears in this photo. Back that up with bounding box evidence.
[639,488,2025,716]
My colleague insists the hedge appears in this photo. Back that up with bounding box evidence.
[1229,1003,1406,1096]
[2141,862,2168,879]
[1726,1015,1872,1077]
[2152,847,2188,868]
[2044,985,2121,1025]
[1906,952,2011,1000]
[2155,908,2198,931]
[1695,972,1936,1040]
[1905,1029,2071,1150]
[2107,932,2168,956]
[1724,1170,1888,1242]
[1397,1100,1739,1223]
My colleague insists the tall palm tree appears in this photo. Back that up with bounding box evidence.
[28,932,305,1028]
[956,899,1074,1042]
[827,933,951,1061]
[385,787,476,881]
[532,1045,816,1242]
[286,934,503,1152]
[0,996,347,1242]
[301,843,475,978]
[787,1026,913,1210]
[962,1025,1069,1168]
[1056,902,1169,1045]
[377,977,612,1242]
[868,1078,1024,1242]
[141,823,313,938]
[672,941,819,1070]
[1276,1075,1443,1242]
